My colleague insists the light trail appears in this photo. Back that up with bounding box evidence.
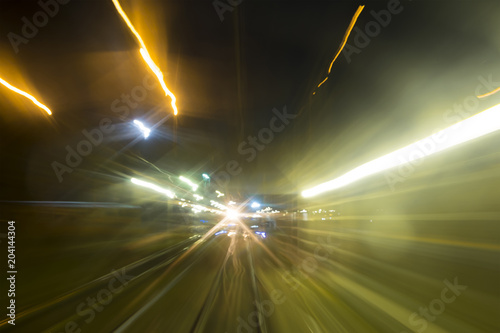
[316,5,365,90]
[477,86,500,99]
[133,119,151,138]
[210,200,227,210]
[179,176,198,191]
[112,0,178,115]
[317,77,328,88]
[0,77,52,115]
[302,103,500,198]
[327,5,364,75]
[131,177,175,198]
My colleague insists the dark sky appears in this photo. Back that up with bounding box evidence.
[0,0,499,201]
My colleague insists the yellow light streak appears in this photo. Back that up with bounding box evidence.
[327,5,364,74]
[477,86,500,99]
[315,5,365,91]
[317,77,328,88]
[0,77,52,115]
[302,103,500,198]
[112,0,178,115]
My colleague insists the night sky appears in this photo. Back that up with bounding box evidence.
[0,0,499,201]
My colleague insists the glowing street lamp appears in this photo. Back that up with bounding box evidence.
[133,120,151,138]
[251,202,261,209]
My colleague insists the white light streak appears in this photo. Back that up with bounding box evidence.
[133,119,151,138]
[302,103,500,198]
[180,176,198,191]
[131,178,175,198]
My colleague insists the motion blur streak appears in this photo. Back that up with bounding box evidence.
[179,176,199,191]
[111,0,179,115]
[139,48,178,115]
[0,77,52,115]
[327,5,364,74]
[316,5,364,90]
[133,119,151,138]
[302,103,500,197]
[317,77,328,88]
[477,86,500,99]
[131,177,175,198]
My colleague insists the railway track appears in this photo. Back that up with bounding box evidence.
[187,235,269,333]
[0,235,201,332]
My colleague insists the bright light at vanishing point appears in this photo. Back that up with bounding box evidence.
[226,209,239,220]
[302,103,500,198]
[251,202,261,208]
[0,77,52,115]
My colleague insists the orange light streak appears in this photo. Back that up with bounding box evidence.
[0,77,52,115]
[112,0,178,115]
[315,5,365,90]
